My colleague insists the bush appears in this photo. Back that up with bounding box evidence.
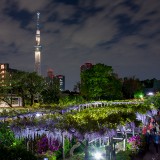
[0,123,38,160]
[0,144,37,160]
[116,150,132,160]
[0,122,15,147]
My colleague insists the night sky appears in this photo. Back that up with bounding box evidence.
[0,0,160,90]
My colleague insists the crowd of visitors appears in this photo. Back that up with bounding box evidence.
[142,111,160,155]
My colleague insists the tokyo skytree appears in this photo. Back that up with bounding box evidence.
[34,12,42,75]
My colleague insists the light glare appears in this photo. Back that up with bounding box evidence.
[93,152,103,159]
[147,92,154,96]
[36,113,41,117]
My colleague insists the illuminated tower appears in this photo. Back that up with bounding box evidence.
[34,12,42,75]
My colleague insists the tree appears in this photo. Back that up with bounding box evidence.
[73,81,80,93]
[145,92,160,109]
[0,72,13,107]
[11,71,45,106]
[41,77,60,104]
[10,71,28,107]
[24,72,45,106]
[122,76,143,99]
[80,63,122,100]
[104,75,123,100]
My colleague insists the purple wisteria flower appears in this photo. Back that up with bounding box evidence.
[36,135,60,154]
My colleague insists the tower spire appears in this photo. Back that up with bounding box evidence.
[37,12,40,30]
[34,12,42,75]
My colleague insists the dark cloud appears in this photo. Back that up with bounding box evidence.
[54,0,79,5]
[115,14,149,36]
[136,43,148,49]
[0,0,160,90]
[5,8,33,28]
[121,0,140,13]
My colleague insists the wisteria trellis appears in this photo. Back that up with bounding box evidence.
[0,101,157,159]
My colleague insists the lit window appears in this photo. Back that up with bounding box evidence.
[1,65,4,69]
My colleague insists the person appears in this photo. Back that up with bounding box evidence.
[149,118,156,134]
[155,122,159,133]
[154,111,160,122]
[142,125,147,135]
[153,132,160,153]
[145,130,151,151]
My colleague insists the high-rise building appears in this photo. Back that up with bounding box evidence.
[0,63,9,85]
[0,63,22,107]
[45,68,54,84]
[45,69,65,91]
[47,69,54,79]
[0,63,18,86]
[56,75,65,91]
[80,62,93,72]
[34,12,42,75]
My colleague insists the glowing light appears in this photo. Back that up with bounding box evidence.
[147,92,154,96]
[1,64,4,69]
[36,113,41,117]
[93,152,103,160]
[139,94,143,98]
[35,51,41,62]
[36,30,40,34]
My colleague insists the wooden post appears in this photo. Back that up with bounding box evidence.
[123,132,127,151]
[62,132,65,160]
[105,145,110,160]
[84,139,89,160]
[132,128,135,136]
[109,137,112,160]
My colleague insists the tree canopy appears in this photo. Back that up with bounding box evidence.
[80,63,122,100]
[145,92,160,109]
[9,71,45,106]
[122,76,143,99]
[41,77,60,104]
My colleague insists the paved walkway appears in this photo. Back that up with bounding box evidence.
[133,142,160,160]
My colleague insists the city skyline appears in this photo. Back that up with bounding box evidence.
[0,0,160,90]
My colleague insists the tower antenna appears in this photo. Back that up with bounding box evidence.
[37,12,40,29]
